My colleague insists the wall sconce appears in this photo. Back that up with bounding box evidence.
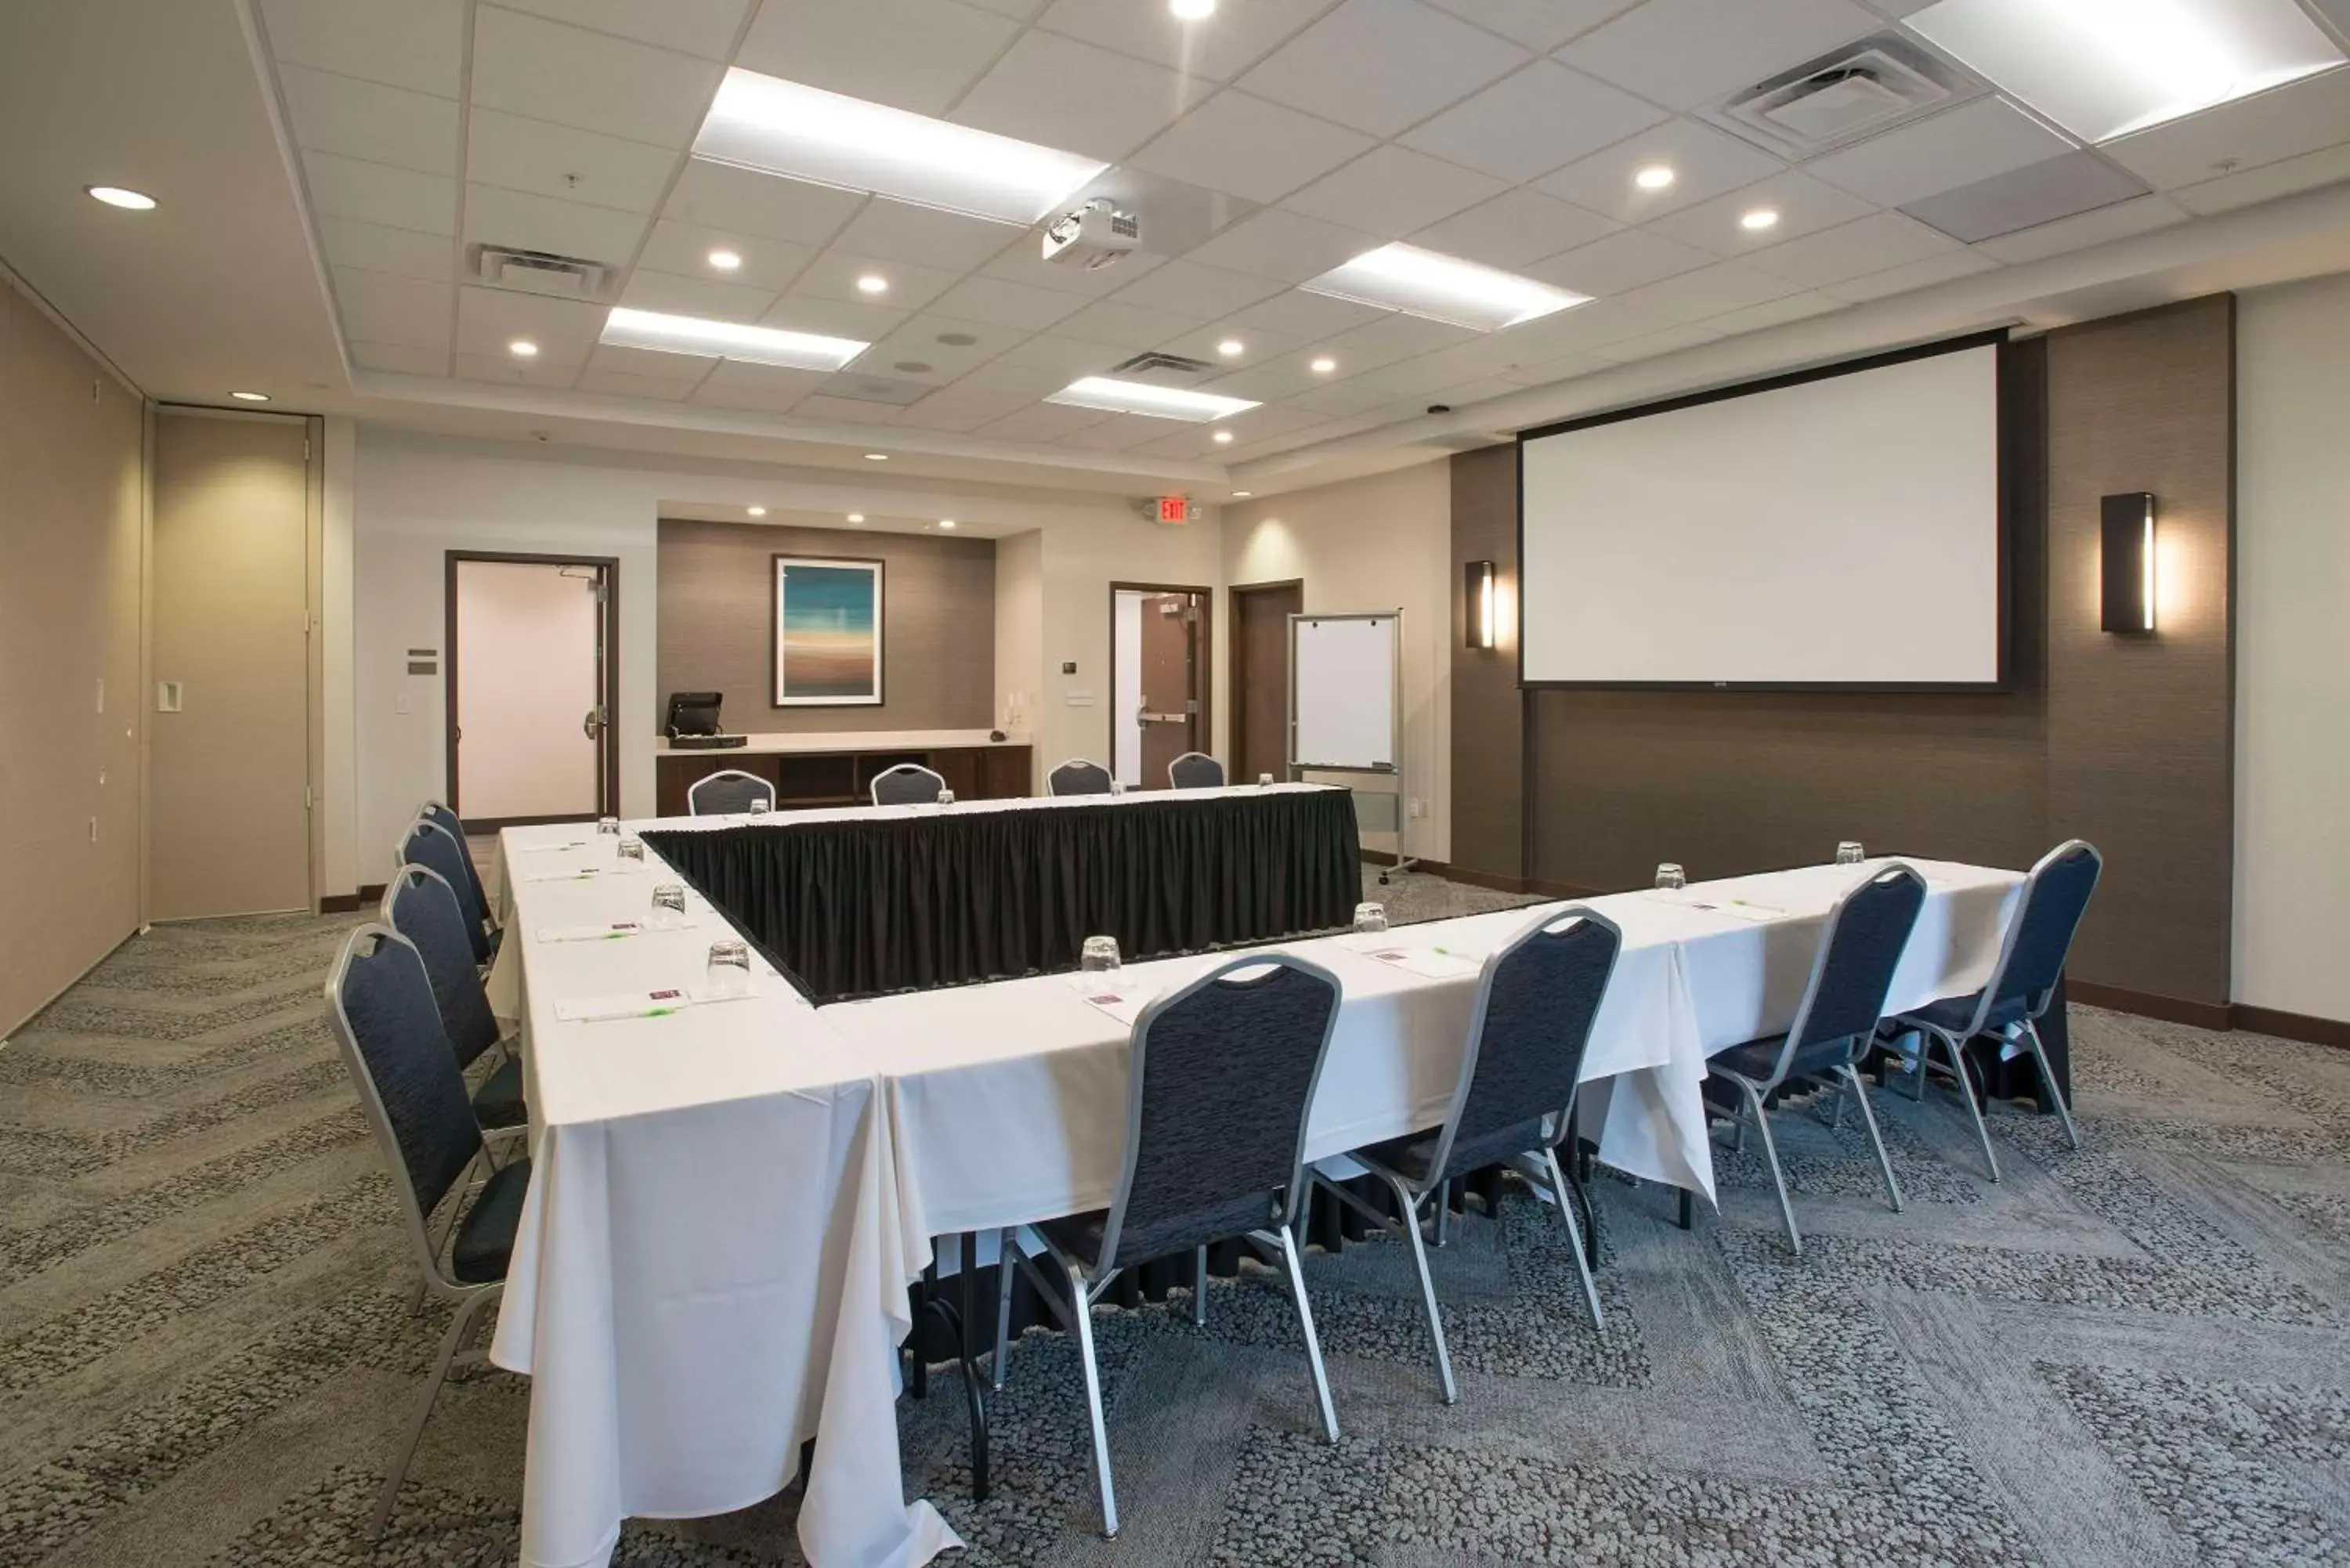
[2099,492,2155,634]
[1464,559,1496,649]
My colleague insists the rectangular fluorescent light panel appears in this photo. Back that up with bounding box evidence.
[1907,0,2345,143]
[1047,378,1260,422]
[599,307,867,371]
[1299,244,1588,333]
[693,68,1108,226]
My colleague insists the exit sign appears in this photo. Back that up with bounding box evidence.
[1156,495,1192,524]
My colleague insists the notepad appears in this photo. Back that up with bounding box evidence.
[1364,946,1482,979]
[1077,988,1152,1026]
[1648,891,1784,923]
[555,988,693,1023]
[536,919,700,944]
[522,863,647,883]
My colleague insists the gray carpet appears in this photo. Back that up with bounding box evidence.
[3,898,2347,1567]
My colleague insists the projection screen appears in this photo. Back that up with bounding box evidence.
[1519,338,2005,688]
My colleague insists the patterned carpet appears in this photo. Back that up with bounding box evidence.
[2,900,2346,1567]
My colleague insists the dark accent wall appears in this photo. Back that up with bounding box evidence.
[656,518,996,735]
[1451,300,2236,1008]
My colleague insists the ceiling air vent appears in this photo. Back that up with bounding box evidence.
[468,244,621,302]
[1717,37,1968,157]
[1106,350,1217,381]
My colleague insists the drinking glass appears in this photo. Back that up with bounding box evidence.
[1110,779,1126,796]
[1655,862,1687,890]
[1353,901,1388,934]
[936,788,956,806]
[616,836,645,863]
[747,797,772,816]
[1080,935,1123,975]
[595,816,620,836]
[706,940,753,999]
[649,883,688,930]
[1835,840,1865,865]
[1258,773,1275,788]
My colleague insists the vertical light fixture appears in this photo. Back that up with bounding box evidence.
[2100,492,2155,633]
[1465,559,1497,649]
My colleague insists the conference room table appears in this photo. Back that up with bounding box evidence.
[482,807,2026,1568]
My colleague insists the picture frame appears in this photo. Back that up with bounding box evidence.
[771,555,884,706]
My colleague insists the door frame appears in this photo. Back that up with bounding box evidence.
[1106,580,1214,784]
[1228,578,1303,786]
[444,550,621,831]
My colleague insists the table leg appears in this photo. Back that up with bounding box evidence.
[1677,1188,1694,1231]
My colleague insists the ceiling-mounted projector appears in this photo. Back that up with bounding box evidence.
[1043,199,1139,269]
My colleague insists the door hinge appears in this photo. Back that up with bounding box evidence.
[305,786,313,811]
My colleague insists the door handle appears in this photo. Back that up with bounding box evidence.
[582,708,603,739]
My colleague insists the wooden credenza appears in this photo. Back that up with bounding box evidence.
[654,731,1034,817]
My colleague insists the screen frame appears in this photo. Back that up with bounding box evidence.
[1513,328,2015,695]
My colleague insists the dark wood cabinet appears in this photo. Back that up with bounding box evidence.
[655,742,1032,817]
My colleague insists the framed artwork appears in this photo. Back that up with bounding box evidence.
[772,555,884,706]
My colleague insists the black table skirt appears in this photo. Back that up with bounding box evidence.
[643,787,1363,1004]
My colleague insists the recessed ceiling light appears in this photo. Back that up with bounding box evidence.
[1170,0,1217,19]
[937,518,957,529]
[1907,0,2344,143]
[229,391,270,403]
[1047,376,1260,422]
[1300,243,1588,333]
[508,338,540,358]
[1309,356,1338,374]
[1739,208,1781,232]
[693,69,1108,226]
[864,452,888,461]
[600,307,869,370]
[856,273,889,295]
[1217,338,1246,357]
[1213,428,1235,444]
[847,512,866,523]
[707,248,743,271]
[747,505,766,517]
[86,186,156,210]
[1633,164,1676,191]
[1231,490,1253,498]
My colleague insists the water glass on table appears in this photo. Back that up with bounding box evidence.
[1835,840,1865,865]
[936,788,956,806]
[1353,901,1388,934]
[705,940,754,999]
[649,883,688,930]
[1654,862,1687,890]
[596,816,620,836]
[617,836,645,864]
[1258,773,1275,787]
[1080,935,1122,976]
[747,797,771,817]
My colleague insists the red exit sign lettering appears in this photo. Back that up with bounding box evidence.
[1156,495,1191,524]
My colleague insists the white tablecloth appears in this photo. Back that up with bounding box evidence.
[485,825,957,1568]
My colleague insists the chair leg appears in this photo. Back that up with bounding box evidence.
[1931,1027,2001,1182]
[2021,1019,2081,1149]
[1274,1223,1340,1443]
[1837,1064,1903,1213]
[1542,1147,1607,1332]
[370,1287,491,1544]
[1432,1180,1450,1248]
[1385,1176,1456,1404]
[1065,1262,1118,1540]
[1738,1079,1802,1257]
[1194,1244,1209,1328]
[992,1229,1017,1393]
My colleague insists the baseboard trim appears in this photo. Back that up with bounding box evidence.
[2227,1003,2350,1050]
[319,882,385,915]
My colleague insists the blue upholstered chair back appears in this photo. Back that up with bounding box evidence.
[327,925,484,1232]
[1428,908,1622,1187]
[418,800,488,917]
[400,818,493,963]
[1168,752,1224,789]
[870,763,948,806]
[1781,864,1929,1069]
[1097,956,1340,1274]
[1049,759,1115,797]
[688,768,776,815]
[1989,840,2102,1021]
[383,864,502,1071]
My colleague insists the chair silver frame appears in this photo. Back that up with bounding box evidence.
[1166,750,1224,789]
[415,799,490,917]
[994,954,1343,1539]
[378,862,526,1141]
[869,761,949,806]
[324,923,508,1544]
[1312,906,1621,1404]
[1889,840,2099,1180]
[394,815,500,959]
[686,767,778,815]
[1705,862,1926,1256]
[1046,757,1115,797]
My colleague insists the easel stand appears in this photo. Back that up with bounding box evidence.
[1285,609,1411,885]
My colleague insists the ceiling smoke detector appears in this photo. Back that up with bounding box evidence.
[468,244,622,302]
[1717,38,1967,156]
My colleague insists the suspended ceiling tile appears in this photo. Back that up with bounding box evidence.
[1609,258,1802,322]
[1527,228,1716,294]
[1279,145,1512,238]
[950,29,1200,161]
[2100,68,2350,192]
[498,0,752,60]
[1180,206,1381,280]
[461,182,649,264]
[1805,97,2077,208]
[1033,0,1332,81]
[1400,60,1665,183]
[664,160,865,247]
[465,109,682,215]
[1899,150,2148,242]
[636,220,812,291]
[1421,0,1641,51]
[334,270,454,349]
[1237,0,1529,139]
[319,217,456,284]
[1640,168,1875,256]
[735,0,1017,115]
[1408,187,1617,268]
[303,151,457,236]
[1130,90,1376,204]
[1556,0,1877,111]
[1743,210,1958,286]
[277,64,460,176]
[260,0,465,98]
[1536,115,1788,222]
[468,6,722,149]
[616,268,779,322]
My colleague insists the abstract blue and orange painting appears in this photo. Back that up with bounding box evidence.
[773,557,883,705]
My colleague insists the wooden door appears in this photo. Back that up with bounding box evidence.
[1136,592,1198,788]
[149,414,314,919]
[1231,581,1301,786]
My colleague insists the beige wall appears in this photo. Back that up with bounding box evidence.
[1224,461,1454,864]
[659,517,996,735]
[0,273,145,1034]
[993,529,1044,789]
[2234,273,2350,1023]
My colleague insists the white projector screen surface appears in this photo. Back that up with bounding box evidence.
[1520,345,2003,686]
